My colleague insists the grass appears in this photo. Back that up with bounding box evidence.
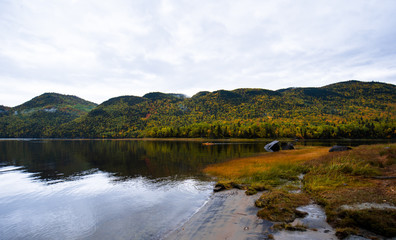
[204,143,396,238]
[255,189,310,222]
[302,143,396,238]
[335,227,359,239]
[335,209,396,238]
[204,147,329,187]
[272,222,308,231]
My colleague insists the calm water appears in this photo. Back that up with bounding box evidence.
[0,140,267,240]
[0,139,392,240]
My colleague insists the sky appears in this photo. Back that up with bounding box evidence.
[1,0,396,106]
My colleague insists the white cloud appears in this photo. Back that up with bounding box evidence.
[0,0,395,106]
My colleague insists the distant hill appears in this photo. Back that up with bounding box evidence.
[323,80,395,101]
[0,105,11,116]
[143,92,186,101]
[13,92,97,112]
[0,81,395,139]
[0,93,97,137]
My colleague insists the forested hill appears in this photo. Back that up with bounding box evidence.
[0,80,395,139]
[0,93,97,137]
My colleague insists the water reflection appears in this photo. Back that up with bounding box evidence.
[0,167,213,240]
[0,140,265,181]
[0,140,267,240]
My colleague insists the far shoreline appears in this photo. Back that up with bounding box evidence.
[0,137,394,143]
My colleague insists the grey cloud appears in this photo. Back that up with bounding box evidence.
[0,0,396,106]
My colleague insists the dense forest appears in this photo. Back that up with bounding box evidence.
[0,93,97,137]
[0,80,395,139]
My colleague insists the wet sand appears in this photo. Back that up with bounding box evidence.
[164,189,339,240]
[163,189,271,240]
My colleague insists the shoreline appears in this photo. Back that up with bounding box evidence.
[0,137,394,143]
[163,189,272,240]
[163,189,338,240]
[169,144,396,239]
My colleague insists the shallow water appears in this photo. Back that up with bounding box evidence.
[273,204,337,240]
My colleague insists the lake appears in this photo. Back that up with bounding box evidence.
[0,139,269,240]
[0,139,392,239]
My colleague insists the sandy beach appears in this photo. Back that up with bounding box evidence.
[164,189,338,240]
[164,189,272,240]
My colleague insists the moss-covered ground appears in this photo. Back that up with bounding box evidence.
[203,143,396,239]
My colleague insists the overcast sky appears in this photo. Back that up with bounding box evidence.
[1,0,396,106]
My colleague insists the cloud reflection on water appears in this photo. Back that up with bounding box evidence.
[0,166,213,240]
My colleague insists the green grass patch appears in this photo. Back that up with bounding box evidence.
[242,163,309,187]
[272,222,308,231]
[255,190,310,222]
[245,183,272,195]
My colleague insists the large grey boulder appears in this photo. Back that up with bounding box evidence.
[329,145,352,152]
[265,140,281,152]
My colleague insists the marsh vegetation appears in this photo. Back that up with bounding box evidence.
[204,143,396,238]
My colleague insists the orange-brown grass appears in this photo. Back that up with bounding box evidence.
[303,144,396,204]
[204,147,329,181]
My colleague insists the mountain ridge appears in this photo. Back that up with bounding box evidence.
[3,80,393,107]
[0,80,394,139]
